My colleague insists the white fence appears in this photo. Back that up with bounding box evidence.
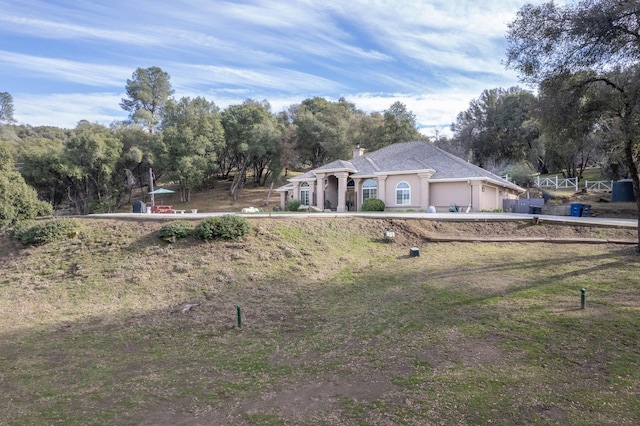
[584,180,613,192]
[535,176,578,190]
[535,176,613,192]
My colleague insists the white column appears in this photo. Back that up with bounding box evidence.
[417,171,434,210]
[292,182,300,201]
[377,176,387,206]
[309,180,316,207]
[354,178,363,211]
[336,172,348,212]
[316,173,325,211]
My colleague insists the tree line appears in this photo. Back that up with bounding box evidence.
[0,73,424,215]
[439,0,640,251]
[1,0,639,251]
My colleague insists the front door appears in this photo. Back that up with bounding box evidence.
[346,188,355,211]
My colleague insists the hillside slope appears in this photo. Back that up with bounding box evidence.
[1,217,638,425]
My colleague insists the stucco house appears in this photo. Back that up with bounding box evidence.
[276,141,525,212]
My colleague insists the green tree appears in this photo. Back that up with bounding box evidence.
[349,111,386,152]
[452,87,538,170]
[18,135,67,209]
[506,0,640,250]
[157,96,224,201]
[62,122,124,214]
[0,141,52,228]
[120,67,174,133]
[111,124,157,203]
[221,100,282,199]
[536,72,604,179]
[292,97,354,168]
[381,101,422,145]
[0,92,15,124]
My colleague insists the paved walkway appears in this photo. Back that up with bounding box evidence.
[89,211,638,228]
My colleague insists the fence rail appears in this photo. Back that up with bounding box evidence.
[535,176,613,192]
[535,176,578,190]
[584,180,613,192]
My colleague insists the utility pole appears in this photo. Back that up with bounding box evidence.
[149,168,155,207]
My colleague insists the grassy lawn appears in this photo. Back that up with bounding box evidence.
[1,217,639,425]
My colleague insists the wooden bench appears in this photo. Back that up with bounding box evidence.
[151,205,173,213]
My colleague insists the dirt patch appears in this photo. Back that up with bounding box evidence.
[529,404,568,422]
[418,329,509,373]
[236,374,397,421]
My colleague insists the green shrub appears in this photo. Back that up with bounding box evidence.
[0,170,53,228]
[362,198,385,212]
[285,199,302,211]
[12,218,79,246]
[158,220,195,242]
[502,162,535,187]
[90,199,115,214]
[194,215,251,241]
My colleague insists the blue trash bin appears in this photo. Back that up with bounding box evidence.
[570,203,583,217]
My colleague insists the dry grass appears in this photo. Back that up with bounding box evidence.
[120,180,281,214]
[0,217,639,425]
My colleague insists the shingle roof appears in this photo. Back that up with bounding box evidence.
[282,141,523,191]
[315,159,357,172]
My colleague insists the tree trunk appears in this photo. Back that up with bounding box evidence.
[263,180,274,206]
[622,125,640,253]
[230,161,248,201]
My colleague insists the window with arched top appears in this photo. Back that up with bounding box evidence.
[396,181,410,205]
[362,179,377,200]
[300,182,310,206]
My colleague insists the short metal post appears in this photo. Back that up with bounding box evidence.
[580,288,586,309]
[236,304,242,328]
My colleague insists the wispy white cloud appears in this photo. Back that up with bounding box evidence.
[169,63,345,95]
[0,51,131,87]
[13,92,127,129]
[1,0,548,132]
[0,14,159,45]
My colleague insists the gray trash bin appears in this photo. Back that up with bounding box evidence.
[529,205,542,214]
[132,200,146,213]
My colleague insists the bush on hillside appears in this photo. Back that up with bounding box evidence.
[362,198,385,212]
[194,215,251,241]
[0,168,53,228]
[12,218,80,246]
[285,200,302,211]
[158,220,195,242]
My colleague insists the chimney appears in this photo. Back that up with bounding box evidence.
[352,144,365,159]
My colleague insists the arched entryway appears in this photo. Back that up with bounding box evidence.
[324,175,339,210]
[346,179,356,210]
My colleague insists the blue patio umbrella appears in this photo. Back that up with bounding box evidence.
[148,188,175,204]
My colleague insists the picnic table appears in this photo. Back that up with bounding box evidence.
[151,205,173,213]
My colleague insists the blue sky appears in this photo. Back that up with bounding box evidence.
[0,0,553,137]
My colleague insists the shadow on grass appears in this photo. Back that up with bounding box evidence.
[1,223,639,425]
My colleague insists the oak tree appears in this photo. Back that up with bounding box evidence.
[506,0,640,250]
